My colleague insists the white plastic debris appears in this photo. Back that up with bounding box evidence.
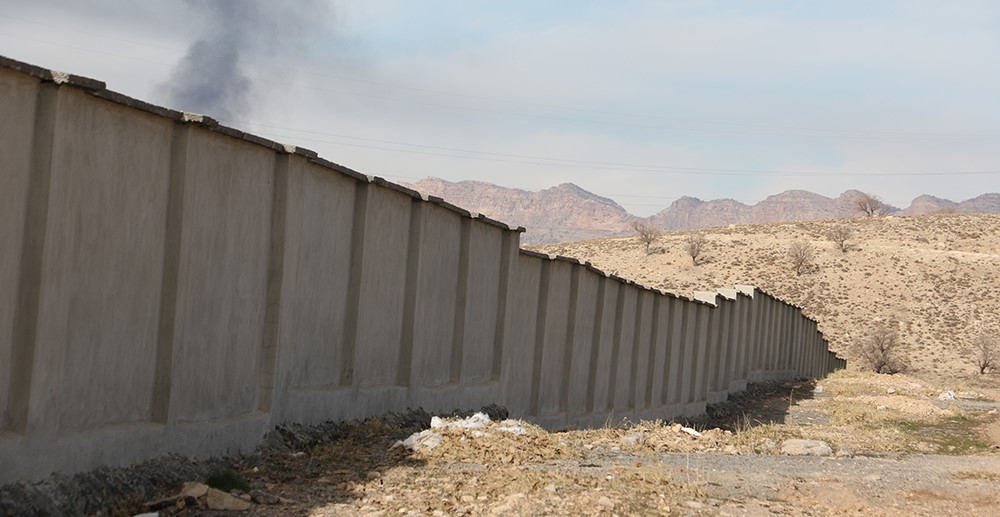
[680,426,702,438]
[392,429,444,452]
[430,412,491,430]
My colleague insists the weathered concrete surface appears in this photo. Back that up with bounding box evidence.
[0,56,844,484]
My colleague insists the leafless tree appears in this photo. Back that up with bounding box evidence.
[630,220,662,255]
[788,240,816,275]
[854,192,884,217]
[968,334,997,374]
[685,233,706,265]
[856,326,908,374]
[826,225,853,252]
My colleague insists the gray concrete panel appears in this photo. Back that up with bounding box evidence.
[170,129,275,422]
[609,285,638,412]
[535,260,573,416]
[500,253,541,416]
[411,203,462,389]
[677,302,697,403]
[353,187,412,388]
[277,160,356,391]
[588,279,619,415]
[692,304,712,403]
[0,69,38,434]
[460,222,503,383]
[667,299,688,406]
[630,290,654,411]
[31,89,172,432]
[566,269,599,418]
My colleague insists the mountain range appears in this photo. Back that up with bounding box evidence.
[408,177,1000,245]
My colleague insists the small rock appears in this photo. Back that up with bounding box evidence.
[887,388,896,394]
[957,391,980,400]
[180,481,209,498]
[723,445,738,455]
[206,488,252,511]
[760,438,777,451]
[780,439,832,456]
[461,495,475,503]
[876,405,888,411]
[684,501,704,509]
[597,496,614,508]
[938,391,956,401]
[621,432,646,446]
[544,484,558,493]
[836,449,855,458]
[133,513,160,517]
[812,385,824,394]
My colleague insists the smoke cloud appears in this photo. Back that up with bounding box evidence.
[161,0,327,120]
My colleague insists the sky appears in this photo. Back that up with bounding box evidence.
[1,0,998,216]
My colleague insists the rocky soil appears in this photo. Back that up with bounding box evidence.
[5,373,998,516]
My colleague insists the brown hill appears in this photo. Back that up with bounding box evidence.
[410,177,998,245]
[408,177,636,245]
[645,189,880,231]
[534,213,1000,382]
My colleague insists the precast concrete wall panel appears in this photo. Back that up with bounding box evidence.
[411,203,462,389]
[641,294,667,411]
[667,299,695,408]
[609,286,638,411]
[533,259,573,417]
[588,279,620,415]
[353,187,412,389]
[0,69,39,434]
[459,222,503,383]
[629,290,654,411]
[277,160,357,391]
[650,296,674,408]
[692,304,712,403]
[34,89,172,432]
[500,253,542,416]
[170,130,275,422]
[566,270,600,418]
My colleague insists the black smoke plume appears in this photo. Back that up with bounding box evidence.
[161,0,327,119]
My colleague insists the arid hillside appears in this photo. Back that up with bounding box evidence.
[535,213,1000,380]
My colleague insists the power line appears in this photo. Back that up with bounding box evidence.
[244,125,1000,178]
[2,15,997,141]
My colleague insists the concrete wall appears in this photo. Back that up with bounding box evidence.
[0,56,844,484]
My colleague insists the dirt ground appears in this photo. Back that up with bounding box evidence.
[100,371,1000,517]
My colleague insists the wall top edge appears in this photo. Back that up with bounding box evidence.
[515,249,703,303]
[0,53,529,236]
[0,55,107,91]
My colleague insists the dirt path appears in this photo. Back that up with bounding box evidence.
[649,451,1000,516]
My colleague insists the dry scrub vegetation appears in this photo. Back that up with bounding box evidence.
[537,213,1000,381]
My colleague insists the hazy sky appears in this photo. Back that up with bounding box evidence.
[2,1,998,215]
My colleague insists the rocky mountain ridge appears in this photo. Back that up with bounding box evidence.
[408,177,1000,244]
